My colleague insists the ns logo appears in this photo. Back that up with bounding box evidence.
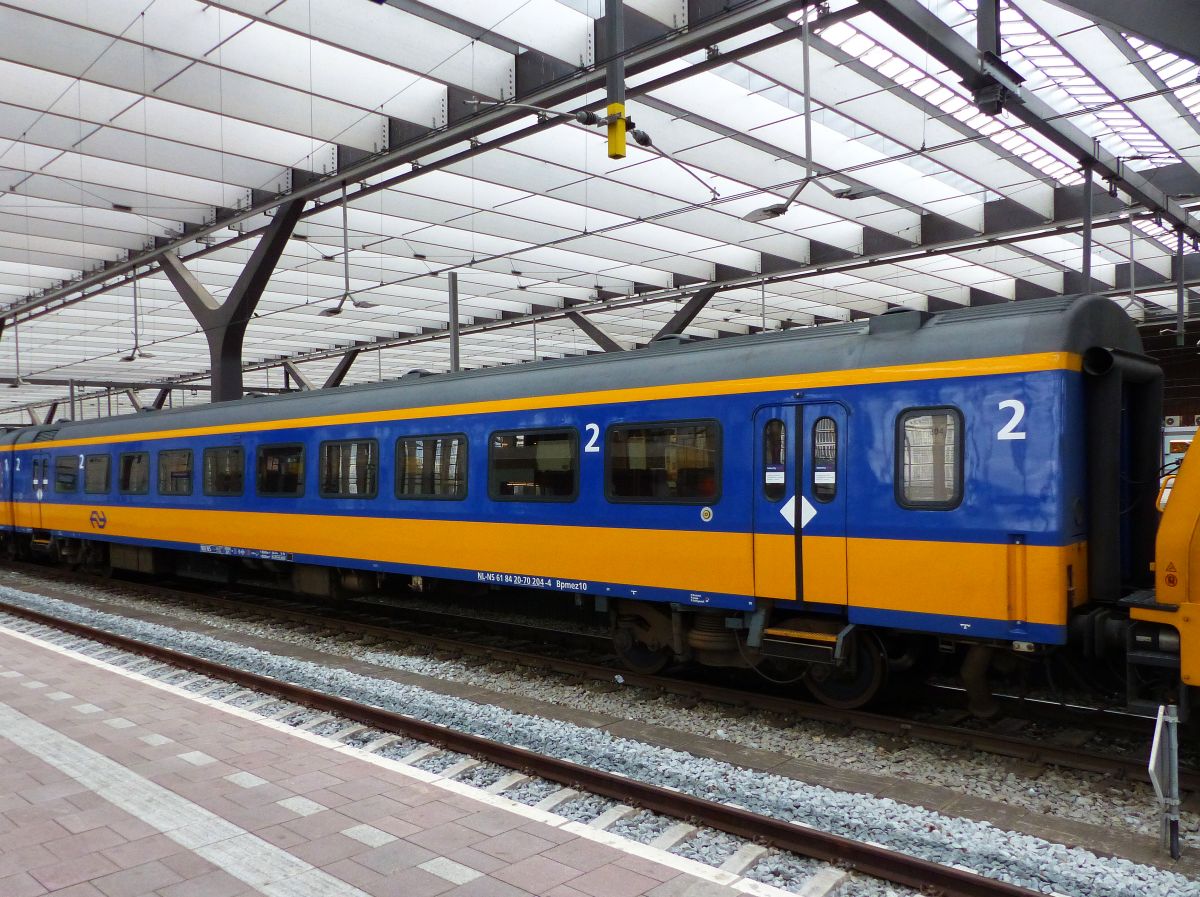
[89,510,107,530]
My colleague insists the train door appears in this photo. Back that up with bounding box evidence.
[753,405,798,600]
[31,453,49,530]
[799,403,848,605]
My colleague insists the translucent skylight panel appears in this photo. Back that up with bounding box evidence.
[1126,36,1200,122]
[829,14,1081,184]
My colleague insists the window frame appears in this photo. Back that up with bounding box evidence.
[894,405,964,511]
[84,454,111,495]
[394,433,469,501]
[604,419,722,505]
[255,443,306,498]
[53,454,79,494]
[202,446,245,497]
[157,448,194,496]
[488,427,579,502]
[317,438,380,500]
[118,451,150,495]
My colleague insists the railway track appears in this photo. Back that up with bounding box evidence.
[0,562,1182,792]
[0,595,1056,897]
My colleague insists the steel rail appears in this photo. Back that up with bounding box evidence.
[0,562,1181,789]
[0,597,1046,897]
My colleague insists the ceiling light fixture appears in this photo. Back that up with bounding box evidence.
[743,9,818,223]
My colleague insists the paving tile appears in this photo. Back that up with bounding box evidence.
[138,734,172,747]
[102,718,135,730]
[456,807,529,837]
[493,855,583,893]
[21,679,48,689]
[475,828,558,863]
[37,883,105,897]
[419,857,483,885]
[91,859,183,897]
[157,868,249,897]
[46,691,73,701]
[443,878,534,897]
[0,845,57,878]
[0,871,48,897]
[100,834,184,870]
[45,826,126,861]
[342,823,397,847]
[224,771,268,789]
[566,863,661,897]
[542,839,628,873]
[277,795,326,817]
[176,750,218,767]
[289,832,366,867]
[29,852,121,891]
[407,821,487,853]
[335,793,408,823]
[355,838,439,875]
[72,703,103,715]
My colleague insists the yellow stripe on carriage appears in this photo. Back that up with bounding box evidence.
[3,351,1081,451]
[20,502,1085,628]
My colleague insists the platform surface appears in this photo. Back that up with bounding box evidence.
[0,622,750,897]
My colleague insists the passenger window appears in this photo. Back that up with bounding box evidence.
[158,449,194,496]
[812,417,837,503]
[54,456,78,493]
[897,408,962,509]
[490,429,577,500]
[84,455,110,494]
[203,447,244,496]
[118,452,149,494]
[257,444,304,496]
[607,422,719,502]
[396,435,467,499]
[763,419,786,502]
[319,440,378,498]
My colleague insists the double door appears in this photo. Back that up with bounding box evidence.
[13,453,50,530]
[752,403,847,605]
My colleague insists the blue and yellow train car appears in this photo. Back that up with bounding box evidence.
[0,295,1165,708]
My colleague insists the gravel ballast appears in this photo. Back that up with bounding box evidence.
[0,586,1194,897]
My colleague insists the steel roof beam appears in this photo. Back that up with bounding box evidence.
[653,287,720,341]
[282,361,314,392]
[0,0,807,324]
[565,311,625,352]
[323,348,361,389]
[864,0,1200,242]
[1041,0,1200,66]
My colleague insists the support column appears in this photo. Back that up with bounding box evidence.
[159,198,305,402]
[68,379,76,421]
[1178,228,1187,348]
[1082,164,1093,290]
[448,272,461,373]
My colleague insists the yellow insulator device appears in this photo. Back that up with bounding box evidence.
[607,102,626,160]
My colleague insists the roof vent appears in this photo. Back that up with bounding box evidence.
[868,308,932,335]
[646,333,691,350]
[402,368,434,379]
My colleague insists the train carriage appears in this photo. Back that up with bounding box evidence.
[0,295,1168,710]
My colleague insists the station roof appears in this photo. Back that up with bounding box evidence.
[0,0,1197,422]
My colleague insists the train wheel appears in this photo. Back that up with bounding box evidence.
[805,631,887,709]
[612,600,673,675]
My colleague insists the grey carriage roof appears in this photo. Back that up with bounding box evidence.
[2,295,1138,447]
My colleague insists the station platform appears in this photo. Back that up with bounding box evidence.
[0,623,762,897]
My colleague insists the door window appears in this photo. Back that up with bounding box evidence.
[763,418,786,501]
[812,417,837,503]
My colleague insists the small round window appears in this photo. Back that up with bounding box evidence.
[812,417,837,503]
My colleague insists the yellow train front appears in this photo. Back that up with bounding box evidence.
[0,295,1169,710]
